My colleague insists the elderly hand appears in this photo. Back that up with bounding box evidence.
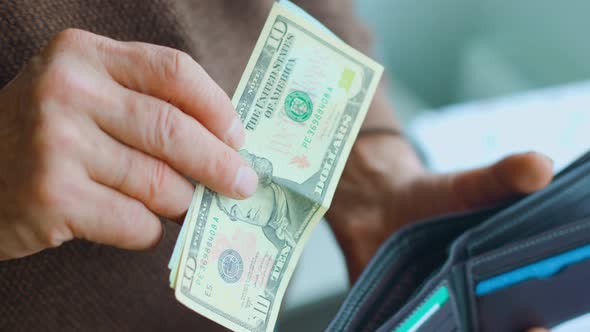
[0,29,258,260]
[327,133,554,282]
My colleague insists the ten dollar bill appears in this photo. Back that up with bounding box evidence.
[173,2,383,331]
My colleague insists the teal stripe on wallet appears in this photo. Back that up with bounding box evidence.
[476,243,590,296]
[394,285,449,332]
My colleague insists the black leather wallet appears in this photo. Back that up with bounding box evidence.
[326,151,590,332]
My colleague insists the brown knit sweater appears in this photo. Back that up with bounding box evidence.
[0,1,373,331]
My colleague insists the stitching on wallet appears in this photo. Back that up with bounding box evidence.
[470,173,586,252]
[471,220,590,267]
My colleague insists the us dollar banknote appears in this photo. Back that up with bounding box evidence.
[170,2,383,332]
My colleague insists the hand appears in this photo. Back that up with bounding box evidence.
[327,134,554,282]
[0,29,258,260]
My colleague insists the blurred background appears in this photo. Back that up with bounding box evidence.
[279,0,590,330]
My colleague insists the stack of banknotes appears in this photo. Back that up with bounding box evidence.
[168,2,383,331]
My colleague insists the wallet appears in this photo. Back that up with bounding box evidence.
[326,151,590,332]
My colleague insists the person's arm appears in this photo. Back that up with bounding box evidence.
[294,0,554,282]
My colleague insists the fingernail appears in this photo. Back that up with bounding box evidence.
[527,151,553,163]
[234,166,258,198]
[538,153,554,166]
[225,118,245,150]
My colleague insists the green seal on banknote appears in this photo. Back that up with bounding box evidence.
[284,91,313,122]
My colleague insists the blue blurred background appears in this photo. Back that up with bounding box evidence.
[361,0,590,113]
[279,1,590,330]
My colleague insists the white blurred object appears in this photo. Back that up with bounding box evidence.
[554,312,590,332]
[409,81,590,173]
[283,219,348,311]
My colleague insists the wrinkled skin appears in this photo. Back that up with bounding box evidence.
[0,29,259,260]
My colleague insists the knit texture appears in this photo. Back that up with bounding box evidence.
[0,1,372,330]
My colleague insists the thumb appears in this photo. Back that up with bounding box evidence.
[527,329,550,332]
[448,151,554,209]
[402,152,554,220]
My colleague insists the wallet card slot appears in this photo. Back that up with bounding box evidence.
[469,216,590,281]
[464,217,590,332]
[476,243,590,296]
[474,255,590,332]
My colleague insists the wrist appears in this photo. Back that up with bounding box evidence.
[352,130,425,187]
[327,132,425,281]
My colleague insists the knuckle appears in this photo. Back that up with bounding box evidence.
[30,170,61,211]
[39,222,73,249]
[117,200,150,242]
[28,155,80,215]
[206,149,236,186]
[31,63,67,103]
[160,48,194,83]
[49,28,90,50]
[32,59,84,106]
[32,30,101,106]
[151,103,184,153]
[146,159,168,206]
[197,77,226,115]
[33,114,80,156]
[29,176,80,248]
[112,154,133,191]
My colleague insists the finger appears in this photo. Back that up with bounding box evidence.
[69,182,163,250]
[527,328,550,332]
[89,82,258,199]
[403,152,554,220]
[83,124,194,220]
[450,151,554,208]
[91,33,244,149]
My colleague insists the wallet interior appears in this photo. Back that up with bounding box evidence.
[327,151,590,332]
[468,216,590,331]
